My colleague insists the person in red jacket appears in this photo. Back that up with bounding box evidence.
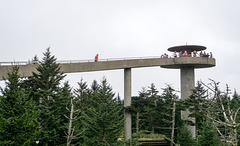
[95,54,99,62]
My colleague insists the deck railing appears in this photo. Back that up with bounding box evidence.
[0,55,213,66]
[0,56,162,66]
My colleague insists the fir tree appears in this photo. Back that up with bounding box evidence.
[176,125,196,146]
[74,78,91,114]
[231,91,240,145]
[73,78,91,144]
[144,83,159,133]
[82,78,124,145]
[91,79,99,93]
[0,66,40,145]
[26,48,66,145]
[157,85,178,136]
[198,119,219,146]
[56,81,73,145]
[184,81,208,137]
[132,87,148,133]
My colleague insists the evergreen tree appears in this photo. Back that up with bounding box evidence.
[176,125,196,146]
[144,83,159,133]
[73,78,91,144]
[26,48,66,145]
[184,81,208,137]
[198,119,219,146]
[0,66,40,145]
[132,87,148,133]
[56,81,73,145]
[82,78,124,145]
[157,85,178,136]
[74,78,91,115]
[91,79,99,93]
[231,91,240,145]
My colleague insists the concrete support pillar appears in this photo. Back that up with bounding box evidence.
[180,66,196,138]
[124,68,132,140]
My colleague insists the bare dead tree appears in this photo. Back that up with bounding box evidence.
[200,79,240,146]
[65,98,83,146]
[170,93,177,146]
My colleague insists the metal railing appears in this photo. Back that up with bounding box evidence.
[0,55,214,66]
[0,56,162,66]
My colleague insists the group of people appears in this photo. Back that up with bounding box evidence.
[161,50,213,58]
[94,51,213,62]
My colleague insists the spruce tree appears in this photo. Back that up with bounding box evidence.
[56,81,73,145]
[73,78,91,144]
[157,85,178,136]
[176,125,196,146]
[231,91,240,145]
[82,78,124,145]
[27,48,66,145]
[74,78,91,115]
[132,87,148,133]
[0,66,40,145]
[144,83,159,133]
[184,81,208,137]
[198,119,219,146]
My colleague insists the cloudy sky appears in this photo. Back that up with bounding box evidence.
[1,0,240,98]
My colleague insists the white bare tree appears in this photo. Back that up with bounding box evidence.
[65,98,84,146]
[200,79,240,146]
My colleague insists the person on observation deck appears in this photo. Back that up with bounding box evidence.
[173,51,177,58]
[183,50,188,57]
[95,54,99,62]
[193,50,197,57]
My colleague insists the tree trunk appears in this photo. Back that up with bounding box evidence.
[67,99,74,146]
[170,97,176,146]
[136,111,140,133]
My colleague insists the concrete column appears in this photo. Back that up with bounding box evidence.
[124,68,132,140]
[180,66,196,138]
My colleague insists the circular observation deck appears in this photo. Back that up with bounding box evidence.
[160,57,216,69]
[168,45,206,55]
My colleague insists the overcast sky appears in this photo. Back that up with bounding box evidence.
[1,0,240,98]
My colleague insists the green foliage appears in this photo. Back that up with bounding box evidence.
[82,78,124,146]
[183,81,208,136]
[157,85,180,136]
[0,66,40,145]
[25,48,67,145]
[131,87,148,133]
[232,91,240,145]
[73,78,91,144]
[137,130,167,139]
[56,81,73,144]
[176,125,196,146]
[197,120,219,146]
[132,84,161,134]
[144,83,159,133]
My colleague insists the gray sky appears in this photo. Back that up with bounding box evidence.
[1,0,240,98]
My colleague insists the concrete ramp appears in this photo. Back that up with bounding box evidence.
[0,57,215,81]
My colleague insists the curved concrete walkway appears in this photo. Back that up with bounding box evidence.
[0,57,215,80]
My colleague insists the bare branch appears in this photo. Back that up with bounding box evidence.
[212,121,226,141]
[64,114,69,119]
[234,107,240,121]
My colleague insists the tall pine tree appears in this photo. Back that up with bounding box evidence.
[184,81,208,137]
[198,119,219,146]
[82,78,124,145]
[26,48,67,145]
[0,66,40,145]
